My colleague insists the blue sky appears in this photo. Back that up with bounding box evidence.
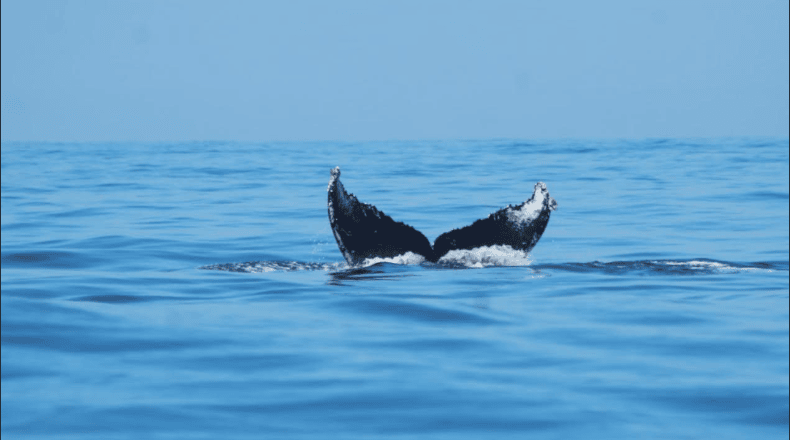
[1,0,788,142]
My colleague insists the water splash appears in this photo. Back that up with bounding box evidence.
[361,251,426,267]
[438,245,533,268]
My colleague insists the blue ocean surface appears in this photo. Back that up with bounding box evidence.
[2,139,788,439]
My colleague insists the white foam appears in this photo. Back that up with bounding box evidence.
[653,260,767,273]
[361,252,426,267]
[439,244,533,268]
[661,260,726,268]
[200,261,348,273]
[249,264,276,273]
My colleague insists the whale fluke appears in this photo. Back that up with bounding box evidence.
[327,167,557,265]
[432,182,557,259]
[328,167,434,265]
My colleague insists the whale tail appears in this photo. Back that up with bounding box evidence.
[327,167,557,265]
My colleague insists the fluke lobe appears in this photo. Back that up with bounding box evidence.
[327,167,557,265]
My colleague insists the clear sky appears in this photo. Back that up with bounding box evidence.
[1,0,788,142]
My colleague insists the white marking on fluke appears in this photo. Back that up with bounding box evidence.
[505,182,557,226]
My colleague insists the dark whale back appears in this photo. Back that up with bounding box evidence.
[327,167,557,265]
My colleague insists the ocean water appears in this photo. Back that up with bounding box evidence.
[1,139,788,440]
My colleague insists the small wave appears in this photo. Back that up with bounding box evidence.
[533,259,786,275]
[200,261,347,273]
[201,257,786,275]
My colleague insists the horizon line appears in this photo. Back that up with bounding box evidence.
[2,135,788,145]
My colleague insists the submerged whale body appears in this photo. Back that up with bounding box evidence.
[327,167,557,265]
